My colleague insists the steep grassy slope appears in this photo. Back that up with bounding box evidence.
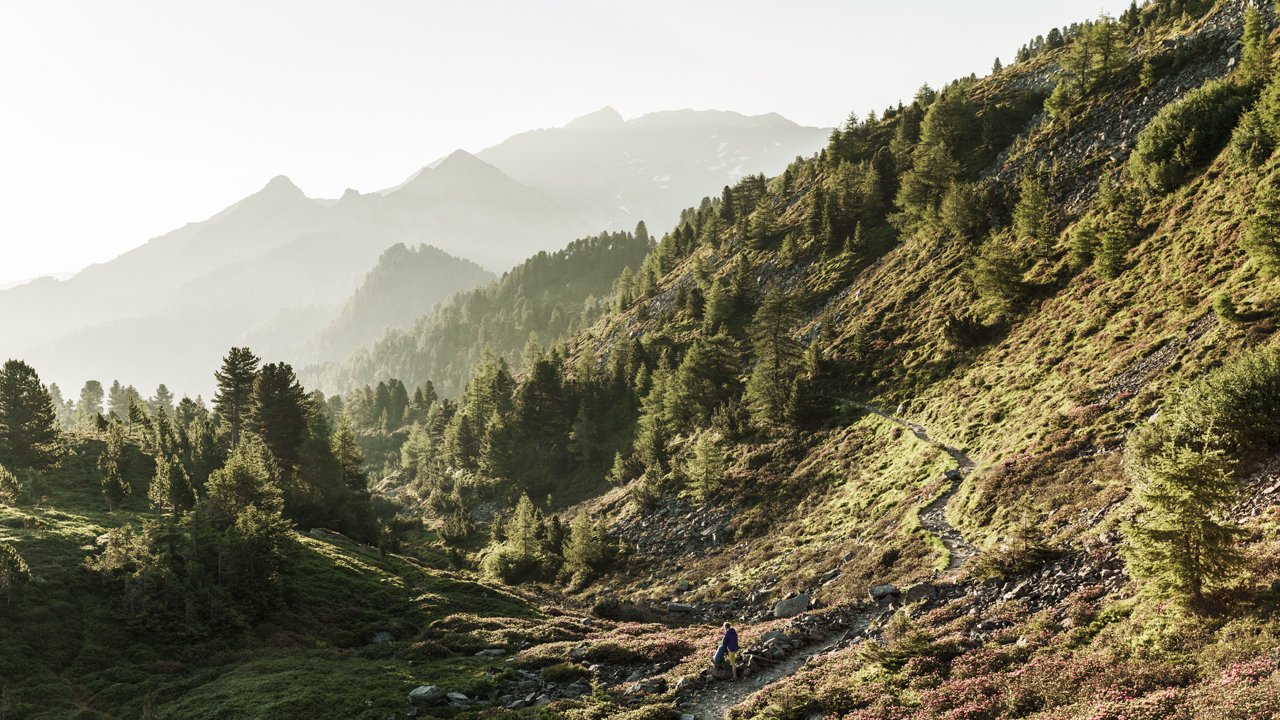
[0,440,543,720]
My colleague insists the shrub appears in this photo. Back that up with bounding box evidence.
[542,662,590,683]
[0,464,18,505]
[1130,78,1257,194]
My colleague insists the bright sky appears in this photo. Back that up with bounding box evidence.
[0,1,1133,286]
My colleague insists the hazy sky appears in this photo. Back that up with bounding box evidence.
[0,1,1133,286]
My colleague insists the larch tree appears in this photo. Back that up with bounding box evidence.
[1123,433,1242,606]
[745,290,804,427]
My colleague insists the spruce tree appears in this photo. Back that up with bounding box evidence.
[1123,434,1242,605]
[0,359,63,471]
[214,347,260,449]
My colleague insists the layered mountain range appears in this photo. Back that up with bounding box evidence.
[0,109,828,397]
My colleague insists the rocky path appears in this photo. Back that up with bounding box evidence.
[860,405,978,571]
[680,628,855,720]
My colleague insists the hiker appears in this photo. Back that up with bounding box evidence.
[712,621,740,679]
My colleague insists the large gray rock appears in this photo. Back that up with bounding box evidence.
[369,630,393,644]
[772,593,810,618]
[409,685,446,705]
[757,629,787,644]
[868,584,901,602]
[902,583,936,604]
[667,602,696,613]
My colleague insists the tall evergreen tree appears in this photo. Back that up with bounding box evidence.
[247,362,310,469]
[1013,166,1054,250]
[745,290,804,427]
[99,422,131,510]
[76,380,105,431]
[0,360,63,471]
[213,347,261,450]
[1124,434,1242,605]
[1243,173,1280,276]
[149,384,175,417]
[1240,6,1272,85]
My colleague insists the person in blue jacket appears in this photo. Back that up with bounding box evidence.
[712,622,740,679]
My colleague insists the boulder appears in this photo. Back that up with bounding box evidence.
[369,631,394,644]
[868,584,900,602]
[446,692,470,705]
[758,629,787,644]
[902,583,936,604]
[475,648,506,657]
[667,602,696,614]
[408,685,446,705]
[773,593,810,618]
[675,579,692,592]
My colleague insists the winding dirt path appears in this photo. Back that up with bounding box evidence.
[860,405,978,571]
[681,407,979,718]
[681,627,858,720]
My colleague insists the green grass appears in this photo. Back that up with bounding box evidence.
[0,439,543,720]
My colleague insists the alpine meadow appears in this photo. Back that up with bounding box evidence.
[6,1,1280,719]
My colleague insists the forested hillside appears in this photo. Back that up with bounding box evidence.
[307,244,495,365]
[4,1,1280,718]
[305,227,654,398]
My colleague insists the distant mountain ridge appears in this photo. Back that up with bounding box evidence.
[472,107,830,234]
[0,107,830,396]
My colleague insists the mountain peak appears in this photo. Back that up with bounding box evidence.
[436,149,486,170]
[566,106,625,129]
[261,174,304,197]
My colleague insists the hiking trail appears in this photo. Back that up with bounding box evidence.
[860,405,978,571]
[681,406,978,718]
[681,626,859,720]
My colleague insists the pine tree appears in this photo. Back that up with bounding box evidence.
[148,453,193,515]
[214,347,260,450]
[99,422,131,510]
[107,380,128,420]
[47,383,73,430]
[1123,433,1242,605]
[332,418,375,543]
[202,440,282,526]
[149,384,175,416]
[0,360,63,471]
[247,362,310,468]
[76,380,105,431]
[670,333,742,425]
